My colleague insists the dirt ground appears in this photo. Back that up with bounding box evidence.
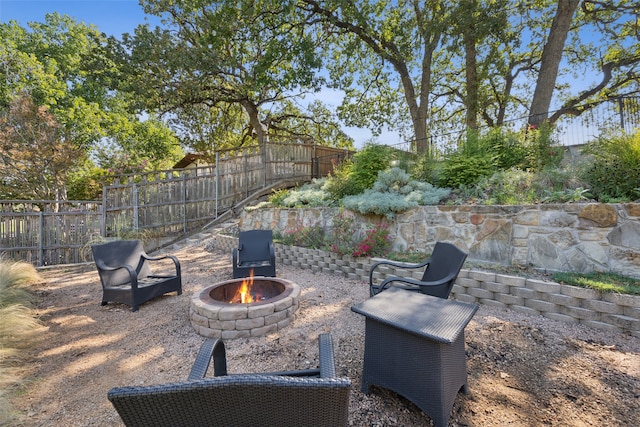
[10,239,640,426]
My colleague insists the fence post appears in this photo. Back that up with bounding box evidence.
[38,211,44,267]
[215,152,219,218]
[182,173,187,234]
[101,186,107,237]
[618,97,625,131]
[133,184,139,233]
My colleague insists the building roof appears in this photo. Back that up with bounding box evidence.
[173,153,206,169]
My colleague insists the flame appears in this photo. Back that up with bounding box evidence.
[234,269,255,303]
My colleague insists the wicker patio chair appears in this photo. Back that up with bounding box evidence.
[232,229,276,278]
[108,333,351,427]
[91,239,182,311]
[369,241,467,297]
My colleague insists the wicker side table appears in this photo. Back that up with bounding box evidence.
[351,288,478,427]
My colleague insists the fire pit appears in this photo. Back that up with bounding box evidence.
[190,275,301,339]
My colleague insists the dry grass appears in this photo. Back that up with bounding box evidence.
[0,258,42,426]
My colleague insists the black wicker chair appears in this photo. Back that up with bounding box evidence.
[369,241,467,298]
[91,239,182,312]
[108,333,351,427]
[232,229,276,278]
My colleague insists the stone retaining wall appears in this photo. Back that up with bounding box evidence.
[239,204,640,278]
[212,234,640,337]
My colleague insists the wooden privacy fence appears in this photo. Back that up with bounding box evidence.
[0,142,352,266]
[0,201,102,266]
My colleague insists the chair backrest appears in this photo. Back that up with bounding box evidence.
[109,375,351,427]
[237,229,273,263]
[91,240,150,286]
[421,242,467,297]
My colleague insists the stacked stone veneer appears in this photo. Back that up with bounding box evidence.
[239,204,640,279]
[212,234,640,337]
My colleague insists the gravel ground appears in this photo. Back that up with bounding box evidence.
[11,239,640,426]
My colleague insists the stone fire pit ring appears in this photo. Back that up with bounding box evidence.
[190,277,301,339]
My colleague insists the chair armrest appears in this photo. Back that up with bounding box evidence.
[188,338,228,381]
[369,257,432,287]
[141,253,181,276]
[317,333,336,378]
[94,260,139,288]
[378,271,458,297]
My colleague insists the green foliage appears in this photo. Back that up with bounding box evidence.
[278,179,334,207]
[268,188,290,206]
[0,258,41,425]
[411,153,442,184]
[439,151,497,188]
[552,272,640,295]
[541,188,591,203]
[326,211,391,257]
[352,222,391,257]
[458,165,590,205]
[0,14,182,200]
[521,123,563,171]
[329,144,395,195]
[327,210,357,256]
[343,167,450,217]
[460,168,538,205]
[276,225,326,249]
[581,130,640,202]
[484,128,528,170]
[323,159,356,199]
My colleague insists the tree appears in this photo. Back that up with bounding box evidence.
[528,0,581,127]
[300,0,453,155]
[0,94,79,200]
[116,0,352,151]
[1,14,182,199]
[302,0,639,153]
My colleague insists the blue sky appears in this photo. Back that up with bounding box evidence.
[0,0,158,38]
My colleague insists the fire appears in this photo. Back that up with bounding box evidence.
[234,270,255,303]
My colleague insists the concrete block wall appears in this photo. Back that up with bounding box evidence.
[210,234,640,337]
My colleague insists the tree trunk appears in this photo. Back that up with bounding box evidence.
[464,21,479,130]
[240,100,268,146]
[528,0,580,127]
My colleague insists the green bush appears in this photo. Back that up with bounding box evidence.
[327,210,357,256]
[276,225,326,248]
[581,130,640,201]
[485,127,528,169]
[277,179,334,207]
[344,167,450,217]
[325,144,394,199]
[521,123,563,171]
[439,152,497,188]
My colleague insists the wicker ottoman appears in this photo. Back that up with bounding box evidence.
[351,288,478,427]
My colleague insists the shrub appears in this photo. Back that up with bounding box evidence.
[581,130,640,201]
[325,144,394,199]
[343,167,451,217]
[352,222,392,257]
[278,179,334,207]
[327,210,357,256]
[521,123,563,171]
[277,225,326,249]
[439,152,497,188]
